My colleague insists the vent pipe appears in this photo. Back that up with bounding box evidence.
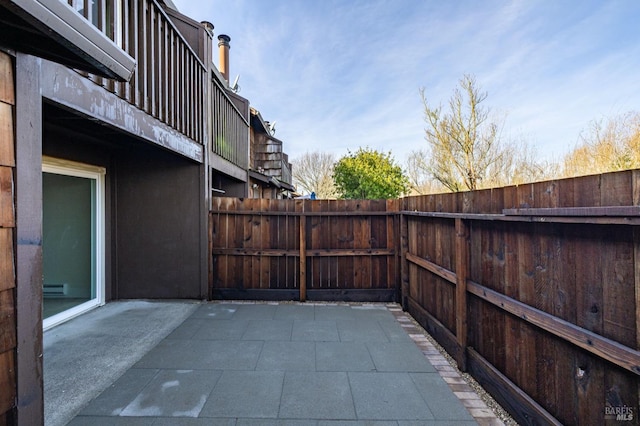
[217,34,231,82]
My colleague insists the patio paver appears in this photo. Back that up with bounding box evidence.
[59,302,482,425]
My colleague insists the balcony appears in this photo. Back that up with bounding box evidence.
[65,0,207,144]
[210,77,249,170]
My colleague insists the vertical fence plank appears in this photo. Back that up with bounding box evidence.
[387,199,399,298]
[400,204,409,308]
[242,200,255,291]
[309,200,321,290]
[299,207,306,302]
[371,200,388,289]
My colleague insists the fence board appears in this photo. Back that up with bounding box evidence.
[210,198,397,301]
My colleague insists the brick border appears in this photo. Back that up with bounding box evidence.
[387,303,506,426]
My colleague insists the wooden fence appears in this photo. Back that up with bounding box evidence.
[208,170,640,425]
[401,170,640,425]
[209,197,399,301]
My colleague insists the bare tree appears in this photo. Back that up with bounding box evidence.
[486,139,558,187]
[406,151,446,195]
[421,74,507,191]
[292,151,337,198]
[562,112,640,177]
[419,74,555,191]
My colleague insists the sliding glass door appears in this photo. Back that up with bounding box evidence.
[42,158,105,330]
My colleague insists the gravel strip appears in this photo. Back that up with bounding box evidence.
[399,308,519,426]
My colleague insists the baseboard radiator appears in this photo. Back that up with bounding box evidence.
[43,283,68,297]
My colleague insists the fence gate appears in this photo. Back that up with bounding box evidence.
[209,197,399,302]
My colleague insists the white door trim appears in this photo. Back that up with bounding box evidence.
[42,157,106,330]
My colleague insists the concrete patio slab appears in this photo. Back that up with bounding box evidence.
[44,300,199,426]
[134,339,263,370]
[279,372,356,420]
[242,319,293,340]
[80,368,160,416]
[256,341,316,371]
[292,319,339,341]
[349,372,435,420]
[200,370,284,418]
[315,342,375,372]
[47,301,482,425]
[274,304,316,320]
[410,372,476,421]
[367,342,436,372]
[190,319,249,340]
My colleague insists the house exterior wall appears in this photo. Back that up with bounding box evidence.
[43,108,208,301]
[0,1,296,422]
[0,49,17,425]
[114,145,205,299]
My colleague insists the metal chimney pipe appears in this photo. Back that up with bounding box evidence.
[218,34,231,82]
[201,21,214,37]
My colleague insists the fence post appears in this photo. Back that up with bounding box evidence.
[455,218,469,371]
[299,214,306,302]
[400,211,409,310]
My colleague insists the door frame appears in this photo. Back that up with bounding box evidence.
[42,156,106,330]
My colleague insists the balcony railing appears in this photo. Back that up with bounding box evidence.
[66,0,206,144]
[281,159,292,185]
[211,78,249,169]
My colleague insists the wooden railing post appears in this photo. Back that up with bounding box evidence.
[455,217,469,371]
[299,214,306,302]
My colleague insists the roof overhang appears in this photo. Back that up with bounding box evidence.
[0,0,135,81]
[249,170,295,192]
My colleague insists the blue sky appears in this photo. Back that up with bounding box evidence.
[172,0,640,165]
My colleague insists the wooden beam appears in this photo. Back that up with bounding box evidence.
[407,296,462,362]
[401,210,640,225]
[406,252,456,284]
[15,53,43,426]
[467,280,640,376]
[467,348,562,426]
[209,210,395,217]
[211,248,395,257]
[503,206,640,216]
[454,218,468,371]
[212,288,396,303]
